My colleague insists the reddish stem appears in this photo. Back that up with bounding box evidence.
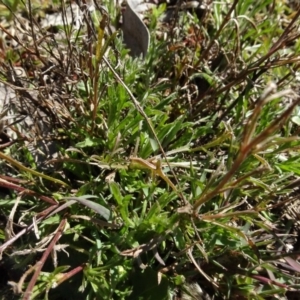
[23,218,67,300]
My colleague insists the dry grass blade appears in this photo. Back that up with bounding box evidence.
[193,86,300,211]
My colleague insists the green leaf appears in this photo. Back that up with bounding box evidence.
[76,137,102,148]
[109,182,123,205]
[64,196,111,220]
[292,116,300,126]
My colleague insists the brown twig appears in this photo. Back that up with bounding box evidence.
[0,205,58,259]
[0,178,57,205]
[23,218,67,300]
[193,86,300,212]
[53,264,85,287]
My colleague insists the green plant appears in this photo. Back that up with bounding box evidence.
[0,0,300,299]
